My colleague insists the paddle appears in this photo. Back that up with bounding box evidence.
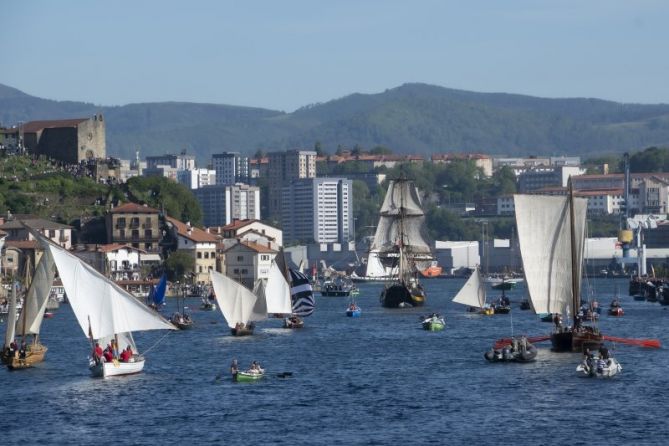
[603,335,661,349]
[494,335,550,349]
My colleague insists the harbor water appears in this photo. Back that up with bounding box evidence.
[1,277,668,445]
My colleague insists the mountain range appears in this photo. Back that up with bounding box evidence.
[1,82,669,164]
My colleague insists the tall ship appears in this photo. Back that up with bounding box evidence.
[375,177,434,308]
[515,179,602,352]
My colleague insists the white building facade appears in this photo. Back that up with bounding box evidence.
[194,184,261,227]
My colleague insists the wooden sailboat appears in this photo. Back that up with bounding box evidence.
[39,235,177,378]
[210,270,266,336]
[170,282,193,330]
[514,179,603,352]
[452,265,494,315]
[5,253,57,370]
[376,177,433,308]
[272,248,315,328]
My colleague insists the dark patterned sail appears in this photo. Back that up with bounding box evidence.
[289,269,315,317]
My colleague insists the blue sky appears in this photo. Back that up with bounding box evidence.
[2,0,668,111]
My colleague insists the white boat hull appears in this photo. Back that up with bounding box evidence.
[90,358,145,378]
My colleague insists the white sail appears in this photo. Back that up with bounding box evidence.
[364,250,394,278]
[452,266,486,308]
[514,194,588,315]
[17,249,56,335]
[3,285,17,349]
[210,270,265,329]
[371,180,432,255]
[265,261,293,315]
[45,242,175,340]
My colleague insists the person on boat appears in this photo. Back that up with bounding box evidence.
[18,341,27,359]
[598,345,610,360]
[93,342,104,363]
[9,340,18,358]
[230,359,239,376]
[552,313,562,330]
[103,343,114,362]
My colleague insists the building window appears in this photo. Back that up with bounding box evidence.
[241,269,248,274]
[237,255,244,261]
[197,252,202,259]
[233,268,239,274]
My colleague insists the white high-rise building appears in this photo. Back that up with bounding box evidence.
[194,184,260,227]
[212,152,249,186]
[281,177,352,244]
[177,168,216,190]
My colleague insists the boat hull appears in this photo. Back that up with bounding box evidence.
[234,371,264,382]
[551,328,603,353]
[346,308,362,317]
[380,283,425,308]
[577,357,622,378]
[5,344,48,370]
[320,290,351,297]
[422,320,445,331]
[231,327,254,336]
[90,358,145,378]
[283,317,304,329]
[608,307,624,316]
[485,344,537,362]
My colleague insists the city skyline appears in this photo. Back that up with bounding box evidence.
[2,1,669,111]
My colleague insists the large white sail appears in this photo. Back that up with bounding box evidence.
[514,194,587,315]
[210,270,265,329]
[17,249,56,336]
[264,261,293,315]
[45,242,175,340]
[452,266,486,308]
[364,250,394,278]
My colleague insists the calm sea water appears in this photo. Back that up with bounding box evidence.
[1,278,668,445]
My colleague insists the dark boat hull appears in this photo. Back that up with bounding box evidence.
[380,283,425,308]
[551,328,603,352]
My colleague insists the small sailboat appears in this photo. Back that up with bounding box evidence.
[271,249,315,328]
[147,274,167,310]
[1,283,20,366]
[39,235,177,378]
[452,266,493,315]
[4,254,57,370]
[170,280,194,329]
[210,270,265,336]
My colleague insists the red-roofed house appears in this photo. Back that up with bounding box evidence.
[22,114,106,164]
[213,219,283,247]
[106,202,161,252]
[222,240,278,289]
[165,217,219,285]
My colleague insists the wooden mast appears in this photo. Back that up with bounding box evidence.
[568,177,579,327]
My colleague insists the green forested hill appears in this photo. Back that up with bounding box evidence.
[2,82,669,163]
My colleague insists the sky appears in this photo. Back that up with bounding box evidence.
[2,0,668,111]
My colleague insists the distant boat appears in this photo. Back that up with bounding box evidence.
[320,278,353,297]
[39,235,176,378]
[148,274,167,310]
[4,253,57,370]
[210,270,265,336]
[420,261,443,278]
[376,177,433,308]
[452,265,494,315]
[421,313,445,331]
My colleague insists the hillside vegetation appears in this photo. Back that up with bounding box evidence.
[2,83,669,164]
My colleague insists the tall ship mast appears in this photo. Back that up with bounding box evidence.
[376,176,433,308]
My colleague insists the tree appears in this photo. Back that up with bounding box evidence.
[126,176,203,226]
[164,250,194,282]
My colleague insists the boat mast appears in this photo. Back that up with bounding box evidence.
[20,257,31,344]
[568,177,579,327]
[398,178,406,283]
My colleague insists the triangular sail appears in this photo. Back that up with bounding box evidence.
[265,261,293,315]
[152,274,167,306]
[289,269,315,317]
[17,248,57,335]
[452,266,486,308]
[210,270,264,329]
[3,284,17,349]
[514,194,587,315]
[44,241,175,340]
